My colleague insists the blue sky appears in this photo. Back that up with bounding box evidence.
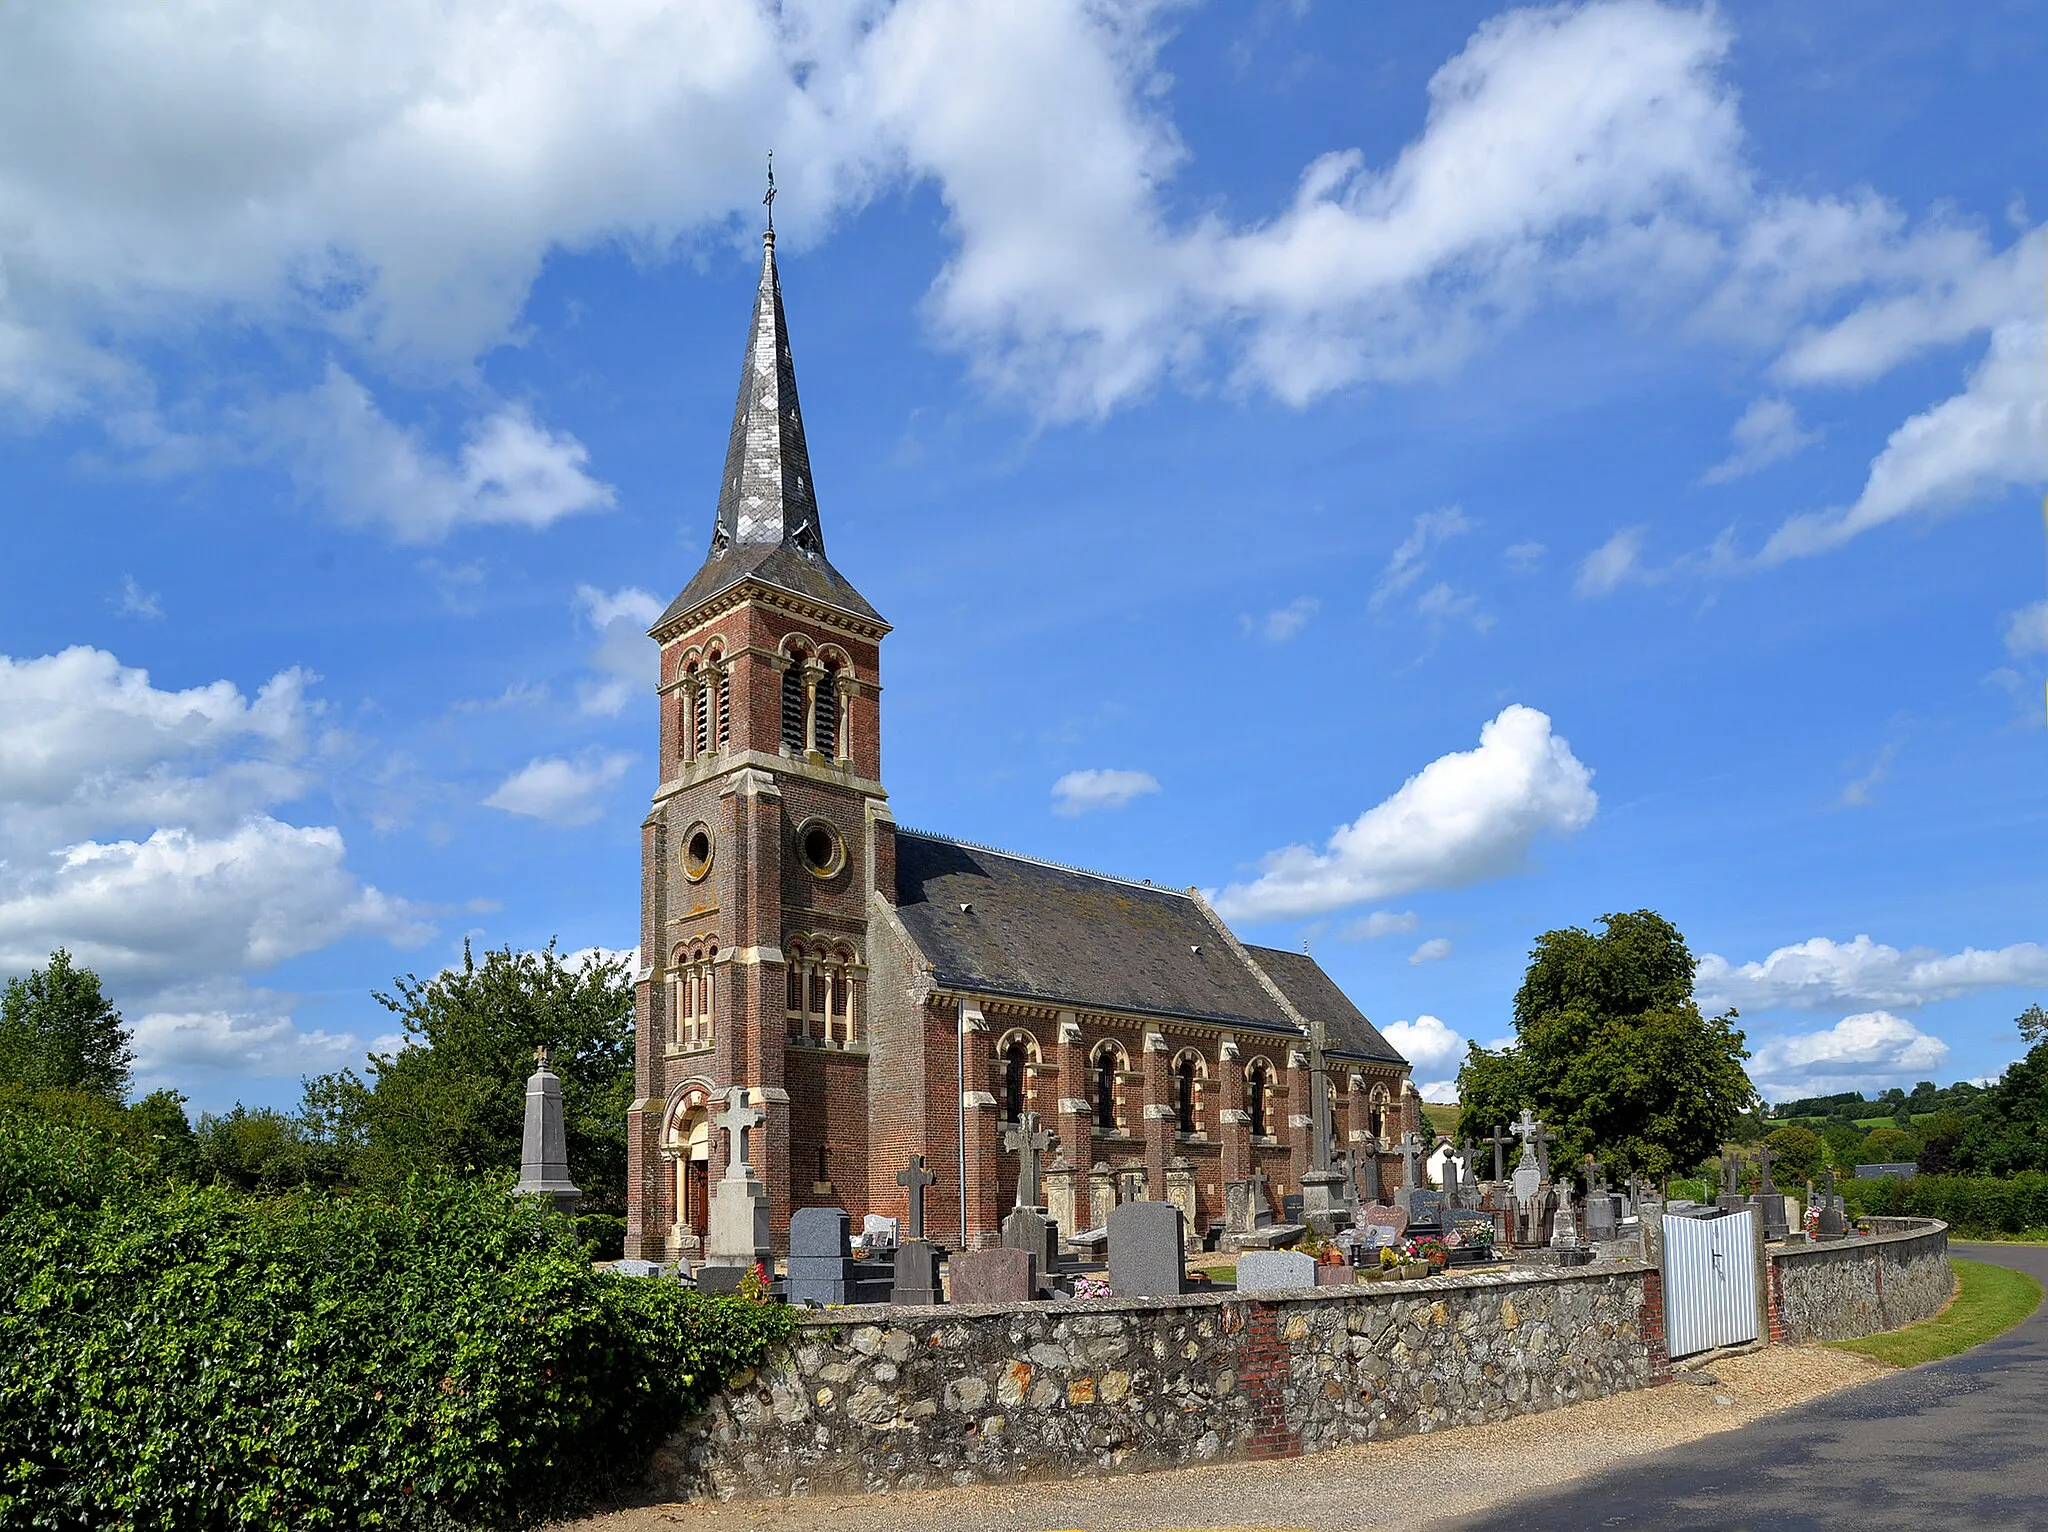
[1,0,2043,1115]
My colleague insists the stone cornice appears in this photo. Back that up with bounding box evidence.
[651,577,891,647]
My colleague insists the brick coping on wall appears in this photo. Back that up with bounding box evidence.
[781,1254,1660,1328]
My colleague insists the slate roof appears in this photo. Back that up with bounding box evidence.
[892,831,1405,1071]
[1243,945,1408,1065]
[655,229,883,632]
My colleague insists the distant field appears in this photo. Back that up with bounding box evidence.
[1421,1103,1460,1135]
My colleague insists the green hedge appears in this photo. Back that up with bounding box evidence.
[1843,1171,2048,1237]
[0,1109,791,1530]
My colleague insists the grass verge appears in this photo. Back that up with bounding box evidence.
[1829,1257,2042,1367]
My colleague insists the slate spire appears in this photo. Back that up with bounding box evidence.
[655,173,884,634]
[709,220,823,559]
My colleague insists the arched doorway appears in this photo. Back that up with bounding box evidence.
[663,1088,713,1254]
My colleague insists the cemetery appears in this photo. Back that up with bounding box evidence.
[598,1065,1954,1502]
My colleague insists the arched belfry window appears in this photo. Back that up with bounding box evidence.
[1002,1037,1027,1123]
[1247,1060,1272,1139]
[814,664,839,757]
[781,658,807,751]
[694,668,711,755]
[1177,1057,1197,1134]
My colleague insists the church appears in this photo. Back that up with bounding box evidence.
[623,217,1417,1261]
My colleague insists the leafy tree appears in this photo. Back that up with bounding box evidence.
[1456,911,1757,1179]
[1916,1111,1968,1175]
[1764,1123,1826,1181]
[2018,1004,2048,1046]
[1858,1126,1918,1164]
[307,940,634,1209]
[1956,1038,2048,1176]
[195,1105,319,1192]
[0,950,132,1100]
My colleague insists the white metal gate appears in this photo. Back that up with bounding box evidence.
[1662,1210,1759,1358]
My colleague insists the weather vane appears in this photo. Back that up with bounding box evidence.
[763,150,776,234]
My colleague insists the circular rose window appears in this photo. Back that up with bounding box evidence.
[796,819,844,878]
[681,823,715,882]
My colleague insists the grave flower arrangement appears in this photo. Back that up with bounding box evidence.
[1408,1235,1450,1271]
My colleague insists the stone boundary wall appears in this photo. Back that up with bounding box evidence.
[648,1262,1662,1502]
[1766,1218,1950,1345]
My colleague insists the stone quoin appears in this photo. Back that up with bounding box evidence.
[623,211,1418,1261]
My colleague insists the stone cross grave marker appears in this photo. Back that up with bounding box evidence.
[1001,1111,1056,1209]
[1510,1141,1542,1209]
[1397,1132,1423,1191]
[717,1086,765,1177]
[1535,1125,1557,1183]
[1757,1143,1778,1195]
[1489,1124,1512,1182]
[897,1155,937,1241]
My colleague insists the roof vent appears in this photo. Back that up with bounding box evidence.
[959,902,973,914]
[1190,944,1202,955]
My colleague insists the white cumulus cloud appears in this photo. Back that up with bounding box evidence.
[483,753,635,826]
[1696,934,2048,1013]
[1342,909,1419,941]
[2004,600,2048,658]
[574,583,662,716]
[1761,320,2047,563]
[1701,397,1820,484]
[1409,937,1454,965]
[128,980,403,1083]
[0,644,429,1085]
[1251,596,1320,644]
[1213,705,1596,921]
[1382,1013,1465,1072]
[1750,1011,1950,1100]
[1051,768,1162,818]
[263,367,615,542]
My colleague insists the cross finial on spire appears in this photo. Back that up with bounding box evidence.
[763,150,777,238]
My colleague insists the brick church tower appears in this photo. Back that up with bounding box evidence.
[623,217,892,1261]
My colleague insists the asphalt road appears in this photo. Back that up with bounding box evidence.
[1436,1241,2048,1532]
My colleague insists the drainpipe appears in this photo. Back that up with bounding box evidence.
[956,994,969,1250]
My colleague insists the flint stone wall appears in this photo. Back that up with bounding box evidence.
[648,1262,1659,1502]
[1768,1217,1951,1344]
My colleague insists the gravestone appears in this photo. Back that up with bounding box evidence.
[1584,1184,1617,1240]
[1356,1201,1409,1238]
[1107,1200,1187,1298]
[1165,1157,1199,1250]
[1488,1124,1512,1184]
[1815,1167,1847,1240]
[858,1214,898,1251]
[1224,1169,1304,1249]
[891,1155,944,1306]
[1754,1144,1790,1241]
[1001,1111,1056,1210]
[1236,1249,1317,1291]
[1360,1149,1382,1202]
[1002,1204,1060,1277]
[1509,1142,1542,1209]
[1407,1188,1445,1230]
[513,1047,582,1216]
[786,1207,860,1306]
[1391,1131,1425,1219]
[947,1246,1038,1304]
[704,1087,771,1269]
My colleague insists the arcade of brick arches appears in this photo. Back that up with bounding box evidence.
[623,223,1417,1261]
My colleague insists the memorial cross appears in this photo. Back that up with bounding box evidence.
[1757,1143,1778,1196]
[1001,1111,1057,1208]
[1533,1124,1558,1182]
[1306,1012,1336,1172]
[1396,1132,1424,1191]
[716,1086,765,1174]
[897,1155,937,1241]
[1489,1124,1512,1181]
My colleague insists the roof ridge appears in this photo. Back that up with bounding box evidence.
[894,826,1184,897]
